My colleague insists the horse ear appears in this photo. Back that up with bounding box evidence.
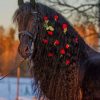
[30,0,35,8]
[18,0,24,7]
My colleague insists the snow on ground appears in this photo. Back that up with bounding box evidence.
[0,77,37,100]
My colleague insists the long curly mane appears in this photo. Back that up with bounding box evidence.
[13,2,89,100]
[31,3,86,100]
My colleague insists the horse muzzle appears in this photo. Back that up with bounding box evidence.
[18,42,34,59]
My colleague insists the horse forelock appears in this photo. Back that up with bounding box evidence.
[13,2,34,31]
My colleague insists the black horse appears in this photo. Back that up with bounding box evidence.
[13,0,100,100]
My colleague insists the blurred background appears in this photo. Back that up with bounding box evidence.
[0,0,99,100]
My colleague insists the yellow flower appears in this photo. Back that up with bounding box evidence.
[46,27,50,30]
[49,26,54,31]
[45,20,49,24]
[63,28,67,33]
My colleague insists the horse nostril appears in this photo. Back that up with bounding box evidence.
[24,46,29,53]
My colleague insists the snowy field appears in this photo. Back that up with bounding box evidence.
[0,77,38,100]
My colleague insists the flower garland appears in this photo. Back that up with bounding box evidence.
[40,15,79,66]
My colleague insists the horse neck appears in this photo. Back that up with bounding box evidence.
[79,38,98,65]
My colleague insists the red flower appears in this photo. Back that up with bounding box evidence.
[62,23,68,29]
[43,16,48,21]
[54,15,58,21]
[48,53,54,57]
[75,37,78,43]
[47,31,53,36]
[65,59,70,65]
[42,39,48,44]
[65,44,70,49]
[54,40,60,46]
[60,49,65,55]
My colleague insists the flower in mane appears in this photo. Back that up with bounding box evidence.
[60,48,66,55]
[43,16,48,21]
[65,44,70,49]
[44,16,49,23]
[65,59,70,65]
[54,15,59,21]
[47,31,53,36]
[62,23,68,33]
[54,40,60,46]
[42,39,48,44]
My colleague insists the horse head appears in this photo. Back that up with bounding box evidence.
[14,0,39,59]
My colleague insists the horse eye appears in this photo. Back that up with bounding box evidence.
[29,36,33,41]
[29,36,32,39]
[18,33,25,40]
[18,34,21,40]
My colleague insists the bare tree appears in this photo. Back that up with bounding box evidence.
[45,0,99,27]
[43,0,100,50]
